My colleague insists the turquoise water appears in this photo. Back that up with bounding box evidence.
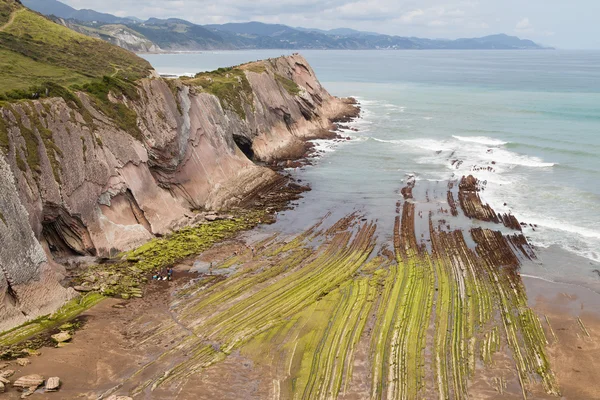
[142,50,600,287]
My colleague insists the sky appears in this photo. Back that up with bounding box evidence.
[61,0,600,49]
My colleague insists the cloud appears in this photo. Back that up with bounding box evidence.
[515,17,534,33]
[399,9,425,23]
[56,0,519,41]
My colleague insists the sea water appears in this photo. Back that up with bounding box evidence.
[141,50,600,290]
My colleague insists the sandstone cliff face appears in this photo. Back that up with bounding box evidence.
[0,54,355,329]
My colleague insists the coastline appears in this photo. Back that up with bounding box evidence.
[1,54,598,399]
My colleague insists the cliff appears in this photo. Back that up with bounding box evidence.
[0,53,356,331]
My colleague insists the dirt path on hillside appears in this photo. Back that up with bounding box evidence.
[0,8,23,32]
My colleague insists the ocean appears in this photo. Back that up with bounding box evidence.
[141,50,600,291]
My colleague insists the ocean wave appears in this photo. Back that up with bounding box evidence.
[505,142,598,158]
[522,218,600,240]
[480,149,556,168]
[452,135,508,146]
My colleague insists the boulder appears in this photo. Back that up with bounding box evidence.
[45,377,60,392]
[12,374,44,388]
[0,381,4,393]
[51,331,72,343]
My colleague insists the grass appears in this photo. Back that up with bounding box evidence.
[0,109,8,154]
[189,67,254,120]
[78,76,143,141]
[275,73,301,96]
[0,48,90,95]
[0,2,151,101]
[0,0,18,25]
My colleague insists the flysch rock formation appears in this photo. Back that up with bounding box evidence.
[0,54,357,331]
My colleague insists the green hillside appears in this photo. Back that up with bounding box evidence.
[0,0,151,100]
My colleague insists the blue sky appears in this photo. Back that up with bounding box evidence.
[62,0,600,49]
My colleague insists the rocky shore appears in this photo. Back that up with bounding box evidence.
[0,168,597,399]
[0,54,359,331]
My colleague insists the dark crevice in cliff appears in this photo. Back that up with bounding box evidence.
[233,134,254,161]
[0,264,19,307]
[42,204,96,258]
[125,189,153,234]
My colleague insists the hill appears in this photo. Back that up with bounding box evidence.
[0,0,151,98]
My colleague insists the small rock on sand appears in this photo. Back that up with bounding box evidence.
[204,214,219,221]
[51,331,72,343]
[0,370,15,379]
[0,381,4,392]
[13,374,44,388]
[73,285,94,292]
[45,377,60,392]
[16,358,30,367]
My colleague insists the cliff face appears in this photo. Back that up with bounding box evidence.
[0,54,356,330]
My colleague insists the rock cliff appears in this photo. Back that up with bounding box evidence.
[0,54,357,331]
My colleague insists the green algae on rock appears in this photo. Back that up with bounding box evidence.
[74,211,267,299]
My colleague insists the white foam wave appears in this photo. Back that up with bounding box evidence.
[452,135,508,146]
[310,139,338,154]
[521,218,600,240]
[480,149,556,168]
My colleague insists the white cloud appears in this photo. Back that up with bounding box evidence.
[515,17,534,33]
[399,9,425,23]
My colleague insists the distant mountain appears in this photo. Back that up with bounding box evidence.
[205,22,298,37]
[22,0,552,52]
[296,27,380,37]
[21,0,136,24]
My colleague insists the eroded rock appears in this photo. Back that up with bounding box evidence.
[16,358,30,367]
[45,377,60,392]
[13,374,44,388]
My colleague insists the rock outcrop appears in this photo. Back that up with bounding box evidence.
[0,54,356,330]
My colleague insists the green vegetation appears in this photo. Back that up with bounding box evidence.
[0,0,18,25]
[0,4,151,97]
[6,104,42,175]
[190,67,253,119]
[0,292,104,347]
[242,63,267,74]
[275,73,301,96]
[0,211,267,349]
[78,76,143,141]
[23,102,63,183]
[0,48,90,96]
[0,109,8,154]
[75,211,266,299]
